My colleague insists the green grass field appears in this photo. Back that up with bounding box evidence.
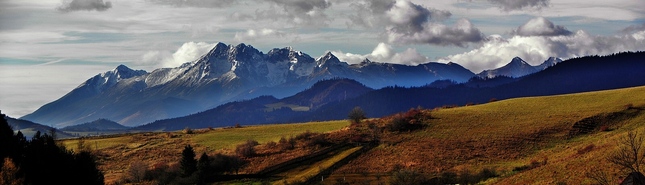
[191,120,350,151]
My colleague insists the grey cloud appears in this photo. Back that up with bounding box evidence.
[56,0,112,12]
[347,0,450,29]
[387,18,485,47]
[346,0,480,47]
[246,0,332,27]
[147,0,235,8]
[488,0,550,11]
[347,0,394,28]
[622,23,645,34]
[268,0,331,14]
[511,17,572,36]
[384,1,482,47]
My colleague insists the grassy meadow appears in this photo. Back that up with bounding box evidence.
[330,85,645,184]
[59,85,645,184]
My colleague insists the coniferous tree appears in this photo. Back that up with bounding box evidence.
[180,145,197,177]
[0,112,104,185]
[196,152,211,183]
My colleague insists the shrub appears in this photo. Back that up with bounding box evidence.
[306,134,330,147]
[0,158,23,185]
[211,154,246,175]
[265,141,278,148]
[145,162,177,183]
[389,169,431,185]
[278,136,296,151]
[236,140,259,158]
[386,109,426,132]
[126,161,147,183]
[182,127,194,134]
[476,168,498,181]
[295,130,315,140]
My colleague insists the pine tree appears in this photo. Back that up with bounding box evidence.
[196,152,211,183]
[180,145,197,177]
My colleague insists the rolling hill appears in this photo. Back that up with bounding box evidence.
[133,78,372,131]
[61,119,129,132]
[4,116,73,139]
[60,84,645,184]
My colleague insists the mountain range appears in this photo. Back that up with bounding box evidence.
[130,51,645,131]
[19,42,630,129]
[20,43,481,128]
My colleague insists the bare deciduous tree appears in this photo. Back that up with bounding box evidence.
[607,131,645,173]
[586,167,611,185]
[126,161,147,183]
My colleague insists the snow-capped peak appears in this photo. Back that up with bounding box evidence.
[317,52,341,67]
[110,64,147,80]
[476,57,538,78]
[537,57,562,69]
[77,64,147,93]
[508,57,529,66]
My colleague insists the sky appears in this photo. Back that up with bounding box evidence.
[0,0,644,118]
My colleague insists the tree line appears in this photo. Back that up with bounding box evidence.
[0,112,104,185]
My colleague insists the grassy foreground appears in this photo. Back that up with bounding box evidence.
[331,85,645,184]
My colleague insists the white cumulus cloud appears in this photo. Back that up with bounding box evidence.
[440,30,645,73]
[511,17,572,36]
[234,28,286,41]
[140,42,216,68]
[332,42,429,65]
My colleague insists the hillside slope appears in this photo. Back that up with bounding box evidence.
[306,51,645,122]
[60,85,645,184]
[331,85,645,184]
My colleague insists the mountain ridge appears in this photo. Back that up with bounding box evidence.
[22,43,478,127]
[130,51,645,131]
[477,57,562,78]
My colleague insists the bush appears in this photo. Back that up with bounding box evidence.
[389,169,431,185]
[236,140,259,157]
[386,108,427,132]
[182,127,194,134]
[126,161,147,183]
[427,168,498,185]
[279,137,296,151]
[265,141,278,148]
[306,134,330,147]
[210,154,246,175]
[144,162,178,184]
[295,130,315,140]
